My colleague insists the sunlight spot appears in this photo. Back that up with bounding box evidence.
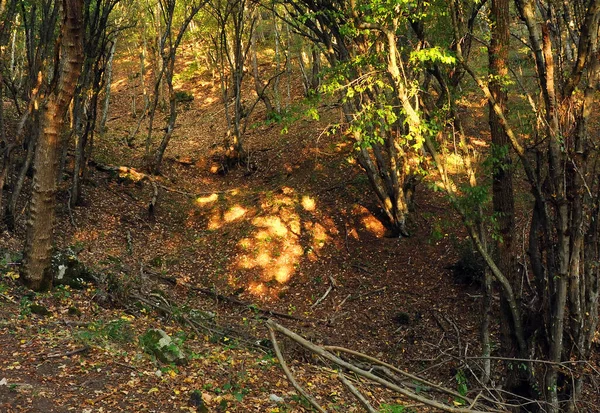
[289,219,301,235]
[256,252,271,266]
[248,282,266,296]
[196,193,218,206]
[238,255,254,269]
[207,210,222,230]
[255,230,273,241]
[311,223,329,249]
[252,216,288,237]
[224,205,247,222]
[302,196,316,211]
[238,238,252,249]
[360,214,386,237]
[274,265,293,283]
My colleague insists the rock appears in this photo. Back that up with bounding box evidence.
[51,250,96,289]
[269,394,285,404]
[139,329,187,365]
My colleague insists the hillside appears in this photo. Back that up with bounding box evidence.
[1,43,597,412]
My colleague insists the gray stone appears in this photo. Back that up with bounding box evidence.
[139,328,187,365]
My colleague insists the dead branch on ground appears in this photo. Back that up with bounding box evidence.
[338,372,378,413]
[311,275,336,308]
[183,283,307,321]
[42,346,90,359]
[267,323,327,413]
[266,319,508,413]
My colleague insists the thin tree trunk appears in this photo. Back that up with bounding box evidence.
[152,65,176,173]
[99,36,117,134]
[6,129,36,230]
[23,0,84,291]
[489,0,520,393]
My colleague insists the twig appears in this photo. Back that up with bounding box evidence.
[43,346,90,359]
[338,372,379,413]
[348,287,386,302]
[336,294,351,310]
[266,323,327,413]
[0,293,17,304]
[185,284,306,321]
[311,275,336,309]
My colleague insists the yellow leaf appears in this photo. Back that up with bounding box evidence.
[5,271,19,280]
[148,387,159,394]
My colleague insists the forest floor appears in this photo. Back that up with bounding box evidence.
[0,48,597,412]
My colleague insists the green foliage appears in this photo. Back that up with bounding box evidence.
[75,318,135,347]
[410,47,456,66]
[483,143,512,174]
[174,90,195,103]
[381,403,412,413]
[454,368,468,405]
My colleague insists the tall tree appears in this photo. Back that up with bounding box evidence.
[488,0,519,392]
[22,0,84,291]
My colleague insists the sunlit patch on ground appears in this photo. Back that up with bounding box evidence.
[186,186,338,298]
[351,204,386,238]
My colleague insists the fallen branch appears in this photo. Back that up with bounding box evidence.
[339,372,378,413]
[186,284,306,321]
[348,287,386,302]
[312,275,336,309]
[322,345,473,403]
[267,322,327,413]
[130,292,270,352]
[267,320,505,413]
[42,346,90,359]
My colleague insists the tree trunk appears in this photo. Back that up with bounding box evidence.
[489,0,521,395]
[99,36,118,134]
[22,0,84,291]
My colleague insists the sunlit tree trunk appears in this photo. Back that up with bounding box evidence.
[22,0,84,291]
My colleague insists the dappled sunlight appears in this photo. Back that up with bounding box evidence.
[185,183,347,299]
[224,205,247,222]
[252,216,289,237]
[443,152,467,175]
[196,193,219,206]
[247,282,267,297]
[350,204,386,238]
[207,209,223,230]
[302,195,316,211]
[471,138,488,148]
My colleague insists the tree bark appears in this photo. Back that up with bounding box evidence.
[489,0,523,396]
[22,0,84,291]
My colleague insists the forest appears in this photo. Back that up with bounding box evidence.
[0,0,599,412]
